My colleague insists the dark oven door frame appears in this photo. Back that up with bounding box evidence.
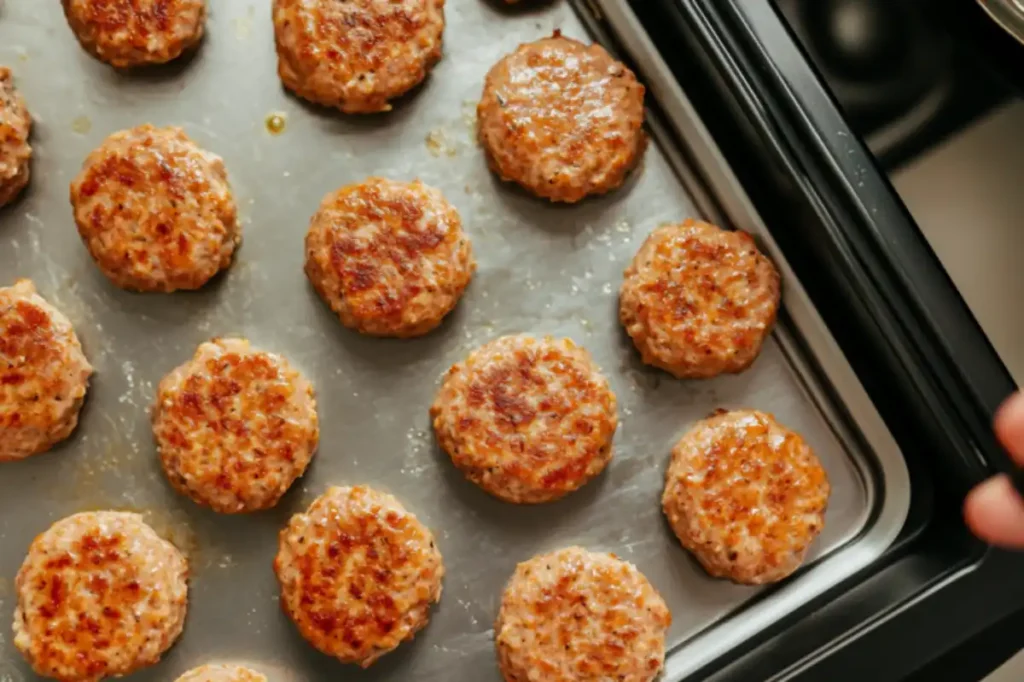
[621,0,1024,680]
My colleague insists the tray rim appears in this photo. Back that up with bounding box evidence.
[578,1,912,678]
[605,1,1024,680]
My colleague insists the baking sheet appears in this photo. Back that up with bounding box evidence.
[0,1,901,680]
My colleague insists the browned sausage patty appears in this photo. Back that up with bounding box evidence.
[62,0,207,68]
[0,66,32,208]
[496,546,671,682]
[0,280,93,463]
[662,409,830,584]
[620,220,780,379]
[304,177,474,338]
[274,485,445,668]
[273,0,445,114]
[431,335,618,504]
[477,34,646,203]
[153,338,319,514]
[13,511,189,682]
[70,125,240,292]
[174,664,267,682]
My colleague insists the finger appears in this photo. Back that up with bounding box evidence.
[964,475,1024,548]
[994,391,1024,466]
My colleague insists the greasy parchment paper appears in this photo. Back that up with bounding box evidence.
[0,1,875,680]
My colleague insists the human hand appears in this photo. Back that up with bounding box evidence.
[965,391,1024,548]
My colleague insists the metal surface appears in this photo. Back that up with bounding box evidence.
[0,1,908,681]
[979,0,1024,46]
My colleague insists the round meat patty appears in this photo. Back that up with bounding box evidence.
[62,0,207,68]
[304,177,474,338]
[174,664,267,682]
[0,66,32,208]
[274,485,445,668]
[496,546,671,682]
[477,34,646,203]
[273,0,445,114]
[620,219,780,379]
[70,125,240,292]
[153,338,319,514]
[13,511,189,682]
[0,279,93,463]
[431,335,617,504]
[662,409,830,585]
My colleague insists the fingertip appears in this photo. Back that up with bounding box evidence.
[994,391,1024,464]
[965,475,1024,549]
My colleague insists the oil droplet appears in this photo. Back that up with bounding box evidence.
[71,115,92,134]
[425,129,457,158]
[426,130,444,156]
[232,15,252,39]
[265,113,287,135]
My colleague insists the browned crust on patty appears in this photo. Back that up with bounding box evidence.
[273,0,445,113]
[0,280,93,463]
[274,486,444,667]
[153,338,320,514]
[13,512,189,682]
[431,335,618,504]
[495,546,671,681]
[477,35,646,203]
[0,66,32,208]
[70,125,240,292]
[662,409,830,584]
[173,664,267,682]
[620,219,780,379]
[61,0,207,68]
[304,177,475,338]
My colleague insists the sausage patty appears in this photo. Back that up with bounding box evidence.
[61,0,207,68]
[477,34,646,203]
[620,220,780,379]
[662,409,830,584]
[273,0,445,114]
[274,485,445,667]
[70,125,240,292]
[431,335,618,504]
[0,279,93,463]
[304,177,474,338]
[0,66,32,208]
[153,338,319,514]
[495,546,671,682]
[174,664,267,682]
[13,511,189,682]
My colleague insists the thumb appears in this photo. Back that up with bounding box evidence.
[995,391,1024,466]
[965,475,1024,548]
[964,392,1024,548]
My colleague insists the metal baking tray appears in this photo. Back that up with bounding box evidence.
[0,1,910,680]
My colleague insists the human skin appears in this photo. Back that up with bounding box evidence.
[964,391,1024,548]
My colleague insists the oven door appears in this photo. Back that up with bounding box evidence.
[608,0,1024,679]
